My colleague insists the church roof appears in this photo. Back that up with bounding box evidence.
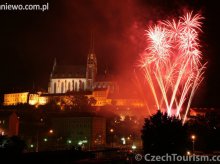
[52,65,86,78]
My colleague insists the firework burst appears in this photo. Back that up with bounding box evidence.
[139,11,206,123]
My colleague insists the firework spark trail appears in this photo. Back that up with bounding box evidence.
[168,57,190,116]
[133,69,152,115]
[159,62,176,108]
[139,11,206,122]
[154,66,169,110]
[143,65,160,109]
[183,64,206,124]
[176,74,193,116]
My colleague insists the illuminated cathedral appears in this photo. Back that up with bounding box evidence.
[48,52,97,93]
[48,34,116,94]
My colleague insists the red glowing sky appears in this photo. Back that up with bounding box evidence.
[0,0,219,107]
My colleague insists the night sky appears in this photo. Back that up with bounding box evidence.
[0,0,219,107]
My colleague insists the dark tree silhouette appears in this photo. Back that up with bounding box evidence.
[141,111,189,155]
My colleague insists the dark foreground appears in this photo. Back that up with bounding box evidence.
[0,149,134,164]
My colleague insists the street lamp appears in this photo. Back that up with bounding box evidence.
[36,130,39,152]
[67,139,72,144]
[49,129,54,134]
[110,128,114,147]
[191,134,196,154]
[110,128,114,133]
[131,145,136,150]
[187,151,191,156]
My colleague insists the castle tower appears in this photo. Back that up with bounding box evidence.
[86,32,97,90]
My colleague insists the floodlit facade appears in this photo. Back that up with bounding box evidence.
[3,92,48,106]
[4,92,29,106]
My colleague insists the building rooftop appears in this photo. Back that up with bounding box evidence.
[52,65,86,78]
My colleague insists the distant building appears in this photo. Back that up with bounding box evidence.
[90,88,111,106]
[48,33,97,93]
[189,108,216,117]
[51,116,106,148]
[93,75,119,94]
[28,92,48,106]
[48,33,117,94]
[3,92,48,106]
[88,88,144,107]
[0,111,19,136]
[4,92,29,106]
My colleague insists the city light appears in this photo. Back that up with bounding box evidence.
[187,151,191,156]
[131,145,137,150]
[49,129,54,134]
[121,137,126,145]
[191,135,196,140]
[43,138,48,142]
[191,134,196,154]
[110,128,114,133]
[78,140,88,145]
[67,140,72,144]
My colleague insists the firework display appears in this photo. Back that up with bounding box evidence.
[140,12,206,123]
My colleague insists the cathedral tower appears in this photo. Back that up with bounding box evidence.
[48,58,57,93]
[86,32,97,90]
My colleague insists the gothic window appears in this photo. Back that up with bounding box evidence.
[68,82,71,91]
[72,80,74,91]
[79,80,82,90]
[54,82,56,93]
[58,80,60,88]
[61,82,64,93]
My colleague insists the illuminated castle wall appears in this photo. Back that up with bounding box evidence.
[4,92,29,106]
[4,92,48,106]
